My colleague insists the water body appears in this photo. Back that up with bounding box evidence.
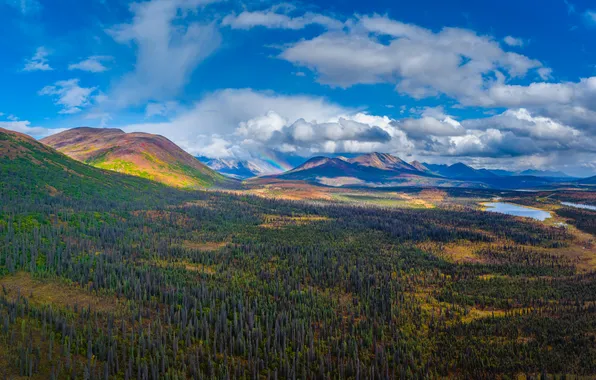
[561,202,596,211]
[484,202,552,221]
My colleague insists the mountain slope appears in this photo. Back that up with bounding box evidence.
[441,163,498,179]
[579,176,596,185]
[519,169,573,178]
[1,128,176,203]
[410,160,431,173]
[348,152,418,171]
[42,127,232,188]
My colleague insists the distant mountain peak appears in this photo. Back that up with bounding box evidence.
[349,152,417,172]
[197,156,281,179]
[410,160,430,172]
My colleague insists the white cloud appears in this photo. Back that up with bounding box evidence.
[462,109,584,152]
[0,120,64,138]
[197,136,235,158]
[445,129,541,157]
[69,56,113,73]
[106,0,221,107]
[279,15,544,104]
[39,79,97,114]
[222,8,343,30]
[484,76,596,110]
[236,111,288,141]
[486,82,575,107]
[537,67,553,80]
[23,47,52,72]
[117,88,410,157]
[397,115,466,140]
[503,36,524,47]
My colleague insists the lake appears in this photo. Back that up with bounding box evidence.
[561,202,596,211]
[484,202,552,221]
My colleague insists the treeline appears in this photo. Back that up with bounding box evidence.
[0,148,595,378]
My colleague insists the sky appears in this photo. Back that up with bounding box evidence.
[1,0,596,176]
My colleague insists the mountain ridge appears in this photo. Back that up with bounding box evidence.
[42,127,232,189]
[1,127,174,202]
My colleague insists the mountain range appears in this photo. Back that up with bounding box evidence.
[254,152,593,189]
[42,127,231,188]
[258,153,466,188]
[8,126,590,190]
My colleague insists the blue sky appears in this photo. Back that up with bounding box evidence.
[1,0,596,176]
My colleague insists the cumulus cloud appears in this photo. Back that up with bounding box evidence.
[106,0,221,107]
[445,129,541,157]
[279,14,544,104]
[39,79,97,114]
[484,76,596,110]
[464,109,582,144]
[117,88,412,157]
[395,108,466,140]
[69,56,113,73]
[23,47,52,72]
[222,8,343,30]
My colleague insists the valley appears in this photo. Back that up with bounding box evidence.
[0,127,595,378]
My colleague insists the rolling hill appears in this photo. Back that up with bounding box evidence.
[42,127,232,188]
[0,128,177,204]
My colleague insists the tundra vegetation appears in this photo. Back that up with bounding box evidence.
[1,129,595,379]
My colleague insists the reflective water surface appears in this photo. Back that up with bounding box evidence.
[484,202,551,221]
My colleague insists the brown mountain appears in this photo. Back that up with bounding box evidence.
[410,160,431,173]
[41,127,232,188]
[349,152,418,171]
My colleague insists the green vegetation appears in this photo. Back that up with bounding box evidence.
[1,129,595,379]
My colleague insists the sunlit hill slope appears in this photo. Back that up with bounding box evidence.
[42,127,232,188]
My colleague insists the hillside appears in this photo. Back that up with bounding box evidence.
[579,175,596,185]
[0,128,176,205]
[42,127,232,188]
